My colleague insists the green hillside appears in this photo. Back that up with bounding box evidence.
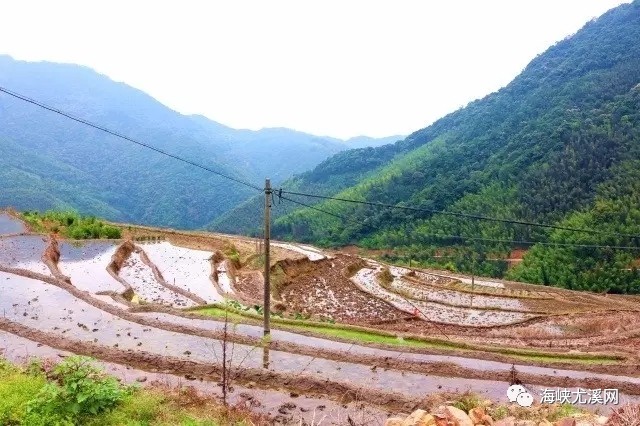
[0,56,396,228]
[219,1,640,293]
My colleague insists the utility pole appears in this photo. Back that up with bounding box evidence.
[263,178,272,336]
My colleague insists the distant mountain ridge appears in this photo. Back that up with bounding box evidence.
[0,55,400,228]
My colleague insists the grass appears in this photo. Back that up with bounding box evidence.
[0,360,47,424]
[189,305,623,365]
[0,357,264,425]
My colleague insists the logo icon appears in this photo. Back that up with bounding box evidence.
[507,384,533,407]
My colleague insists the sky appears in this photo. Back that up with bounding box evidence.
[0,0,630,139]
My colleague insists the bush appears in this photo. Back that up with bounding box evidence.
[21,210,122,240]
[24,356,132,425]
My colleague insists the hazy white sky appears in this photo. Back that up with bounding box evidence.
[0,0,629,139]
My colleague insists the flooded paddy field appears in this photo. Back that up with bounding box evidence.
[2,224,640,423]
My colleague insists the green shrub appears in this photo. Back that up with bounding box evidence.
[24,356,132,425]
[20,210,122,240]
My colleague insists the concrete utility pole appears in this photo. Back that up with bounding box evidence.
[263,178,272,336]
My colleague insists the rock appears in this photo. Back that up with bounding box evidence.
[469,407,486,424]
[445,406,474,426]
[494,417,516,426]
[433,406,448,419]
[515,421,536,426]
[481,415,495,426]
[595,417,607,425]
[385,417,405,426]
[555,419,576,426]
[135,376,147,383]
[417,414,437,426]
[538,420,553,426]
[402,409,436,426]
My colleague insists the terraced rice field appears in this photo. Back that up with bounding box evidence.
[57,240,124,293]
[0,235,51,275]
[120,250,197,307]
[2,217,640,423]
[0,212,25,234]
[141,241,223,303]
[351,266,535,326]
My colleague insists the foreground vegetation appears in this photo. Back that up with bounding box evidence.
[0,356,263,425]
[21,210,121,239]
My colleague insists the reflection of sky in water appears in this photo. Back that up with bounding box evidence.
[141,242,222,303]
[1,270,639,412]
[0,235,50,275]
[0,214,25,235]
[57,241,124,293]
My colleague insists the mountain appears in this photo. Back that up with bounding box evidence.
[0,55,395,228]
[215,1,640,293]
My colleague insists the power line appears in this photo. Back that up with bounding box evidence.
[0,86,263,192]
[278,189,640,241]
[278,195,348,221]
[413,233,640,251]
[277,193,640,251]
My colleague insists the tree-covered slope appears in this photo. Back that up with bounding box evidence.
[0,56,395,228]
[248,1,640,293]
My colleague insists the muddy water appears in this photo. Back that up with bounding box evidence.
[0,213,25,235]
[217,262,234,294]
[0,330,389,425]
[120,251,196,307]
[352,268,533,326]
[58,241,124,293]
[391,278,526,310]
[140,242,223,303]
[0,235,50,275]
[137,312,640,387]
[1,272,639,416]
[0,272,532,402]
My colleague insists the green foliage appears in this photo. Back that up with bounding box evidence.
[0,360,47,425]
[240,2,640,293]
[24,356,132,425]
[508,159,640,293]
[22,210,122,240]
[451,393,484,413]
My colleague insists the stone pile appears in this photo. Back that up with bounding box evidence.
[384,405,609,426]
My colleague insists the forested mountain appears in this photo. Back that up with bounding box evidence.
[217,1,640,293]
[0,55,396,228]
